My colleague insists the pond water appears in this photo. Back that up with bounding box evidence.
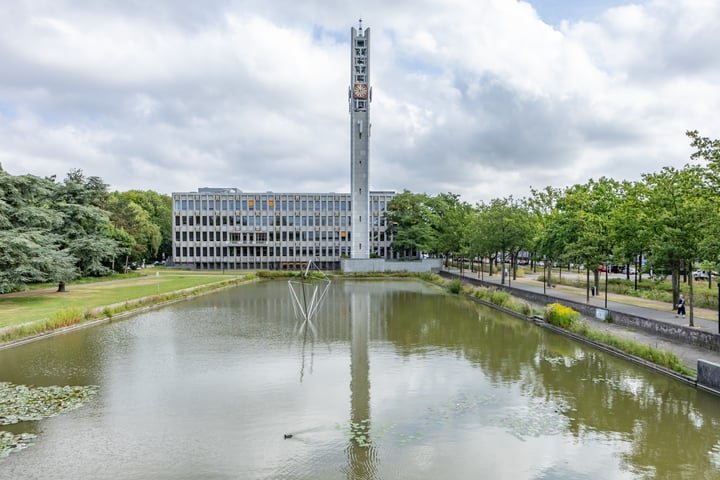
[1,279,720,479]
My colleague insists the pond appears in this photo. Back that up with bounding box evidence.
[1,279,720,479]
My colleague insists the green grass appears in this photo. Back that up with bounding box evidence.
[543,303,693,377]
[0,272,248,328]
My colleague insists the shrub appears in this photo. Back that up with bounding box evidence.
[447,279,463,294]
[544,303,580,329]
[490,290,511,307]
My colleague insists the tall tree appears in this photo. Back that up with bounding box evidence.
[384,190,437,257]
[106,193,162,263]
[54,170,122,285]
[642,165,710,325]
[427,193,473,267]
[474,197,532,284]
[0,167,76,292]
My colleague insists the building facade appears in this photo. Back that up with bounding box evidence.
[171,189,394,270]
[170,22,392,271]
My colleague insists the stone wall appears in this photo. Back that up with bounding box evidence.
[697,360,720,393]
[439,271,720,352]
[341,258,442,273]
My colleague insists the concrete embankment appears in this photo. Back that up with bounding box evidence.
[439,270,720,397]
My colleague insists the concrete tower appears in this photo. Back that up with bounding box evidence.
[349,20,370,259]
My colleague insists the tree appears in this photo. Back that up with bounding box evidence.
[384,190,437,257]
[54,170,122,285]
[474,197,532,284]
[106,193,162,263]
[642,165,710,326]
[539,178,618,300]
[120,190,172,261]
[427,193,473,268]
[0,167,77,292]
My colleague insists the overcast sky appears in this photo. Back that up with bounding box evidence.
[1,0,718,204]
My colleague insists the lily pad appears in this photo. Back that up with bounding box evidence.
[0,431,37,459]
[0,382,99,426]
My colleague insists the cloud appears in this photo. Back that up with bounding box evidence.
[0,0,719,203]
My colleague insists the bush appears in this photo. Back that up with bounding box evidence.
[544,303,580,329]
[447,279,463,294]
[490,290,511,307]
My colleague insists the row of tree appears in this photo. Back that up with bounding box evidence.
[385,131,720,324]
[0,166,171,293]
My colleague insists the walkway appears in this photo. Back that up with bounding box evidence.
[444,266,720,370]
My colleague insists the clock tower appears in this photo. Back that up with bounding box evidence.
[349,20,371,259]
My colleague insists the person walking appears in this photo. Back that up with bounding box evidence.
[676,294,686,318]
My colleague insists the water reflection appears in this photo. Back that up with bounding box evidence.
[1,280,720,479]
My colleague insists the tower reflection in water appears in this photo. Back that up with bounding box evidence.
[290,276,379,479]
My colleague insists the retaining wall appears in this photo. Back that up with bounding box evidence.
[342,258,442,273]
[439,271,720,352]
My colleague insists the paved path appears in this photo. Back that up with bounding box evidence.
[445,266,720,370]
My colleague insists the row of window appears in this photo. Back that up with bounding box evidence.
[174,229,383,243]
[175,230,390,243]
[175,245,370,259]
[173,198,384,212]
[174,214,388,228]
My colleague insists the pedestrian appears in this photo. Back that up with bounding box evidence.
[676,294,686,318]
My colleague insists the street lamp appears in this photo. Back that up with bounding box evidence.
[717,279,720,334]
[543,258,547,295]
[604,260,609,309]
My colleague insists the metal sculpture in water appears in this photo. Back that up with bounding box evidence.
[288,260,331,332]
[288,261,331,382]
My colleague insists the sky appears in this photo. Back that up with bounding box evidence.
[1,0,719,205]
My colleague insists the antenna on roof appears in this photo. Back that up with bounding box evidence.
[358,18,363,33]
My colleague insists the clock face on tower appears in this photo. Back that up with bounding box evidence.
[353,83,368,99]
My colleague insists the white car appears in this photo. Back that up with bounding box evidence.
[694,270,710,280]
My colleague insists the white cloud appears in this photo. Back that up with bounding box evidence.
[1,0,719,203]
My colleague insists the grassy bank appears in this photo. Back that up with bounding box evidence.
[437,273,696,378]
[0,271,255,344]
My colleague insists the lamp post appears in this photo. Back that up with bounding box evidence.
[543,261,547,295]
[604,261,609,309]
[717,279,720,334]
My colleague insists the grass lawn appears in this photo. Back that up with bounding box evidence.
[0,271,247,328]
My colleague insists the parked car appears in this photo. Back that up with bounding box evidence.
[694,270,710,280]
